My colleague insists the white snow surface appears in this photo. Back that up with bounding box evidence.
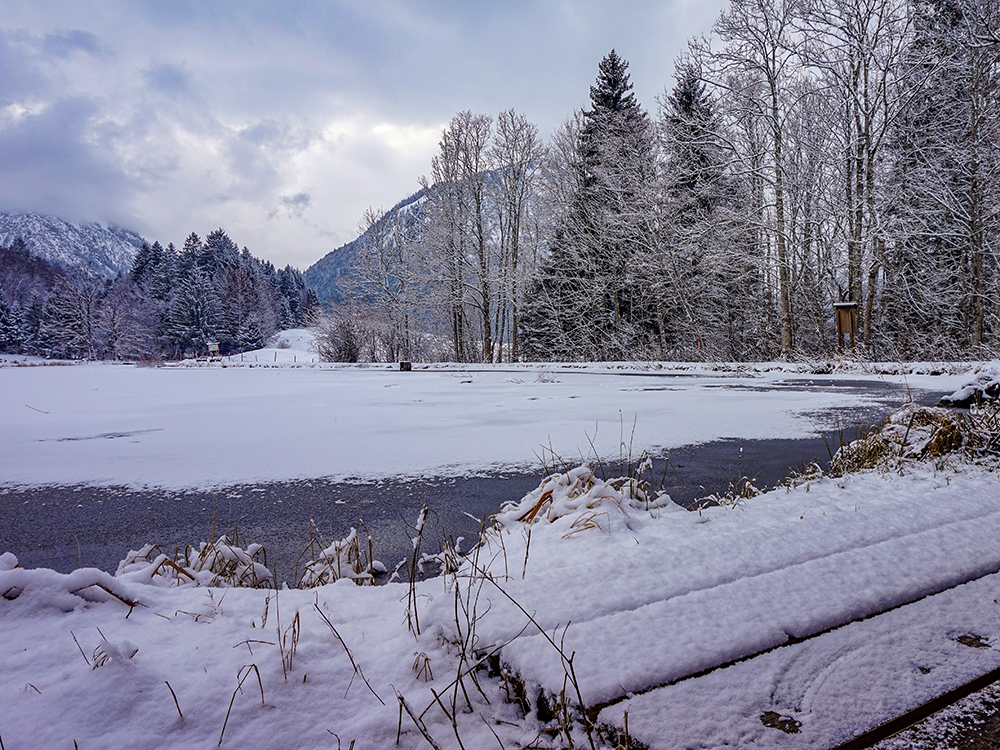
[3,459,1000,749]
[0,349,968,489]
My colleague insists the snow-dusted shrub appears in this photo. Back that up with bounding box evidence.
[830,402,1000,474]
[493,462,674,529]
[695,475,765,510]
[116,535,273,588]
[940,362,1000,407]
[296,525,386,587]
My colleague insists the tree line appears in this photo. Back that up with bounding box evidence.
[0,230,317,360]
[325,0,999,363]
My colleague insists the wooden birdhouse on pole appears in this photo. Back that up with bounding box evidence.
[834,302,858,352]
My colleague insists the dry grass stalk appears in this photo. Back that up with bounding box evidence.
[563,511,611,538]
[613,710,632,750]
[313,603,384,705]
[70,631,90,666]
[517,490,554,523]
[233,638,274,656]
[71,581,142,609]
[218,664,265,747]
[279,612,301,678]
[164,681,183,719]
[396,691,444,750]
[405,505,430,635]
[174,590,226,623]
[412,652,434,682]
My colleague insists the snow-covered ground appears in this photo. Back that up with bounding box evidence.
[1,344,996,748]
[3,449,1000,748]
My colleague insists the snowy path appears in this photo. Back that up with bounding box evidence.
[607,570,1000,749]
[460,464,1000,747]
[497,483,1000,706]
[506,508,1000,707]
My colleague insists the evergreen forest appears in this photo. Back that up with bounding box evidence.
[0,230,317,360]
[325,0,1000,363]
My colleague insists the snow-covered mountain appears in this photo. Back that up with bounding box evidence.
[304,188,426,302]
[0,212,145,278]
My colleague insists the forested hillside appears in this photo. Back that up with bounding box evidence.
[322,0,999,363]
[0,228,317,360]
[305,190,427,303]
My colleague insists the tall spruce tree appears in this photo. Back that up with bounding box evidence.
[656,65,726,356]
[166,269,219,357]
[522,50,658,360]
[0,294,22,352]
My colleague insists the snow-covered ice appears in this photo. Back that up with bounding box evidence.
[0,354,964,489]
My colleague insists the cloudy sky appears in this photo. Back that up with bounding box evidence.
[1,1,727,270]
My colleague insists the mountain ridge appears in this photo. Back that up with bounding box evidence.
[0,212,145,278]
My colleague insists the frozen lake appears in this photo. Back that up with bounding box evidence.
[0,361,959,576]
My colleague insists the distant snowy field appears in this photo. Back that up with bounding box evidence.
[0,329,971,489]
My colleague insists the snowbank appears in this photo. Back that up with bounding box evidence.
[940,361,1000,407]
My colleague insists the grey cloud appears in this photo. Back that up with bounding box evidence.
[41,30,105,58]
[283,192,310,211]
[0,32,47,103]
[223,121,319,202]
[226,139,274,184]
[239,120,286,147]
[0,96,135,226]
[238,119,316,153]
[268,192,311,220]
[144,63,194,97]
